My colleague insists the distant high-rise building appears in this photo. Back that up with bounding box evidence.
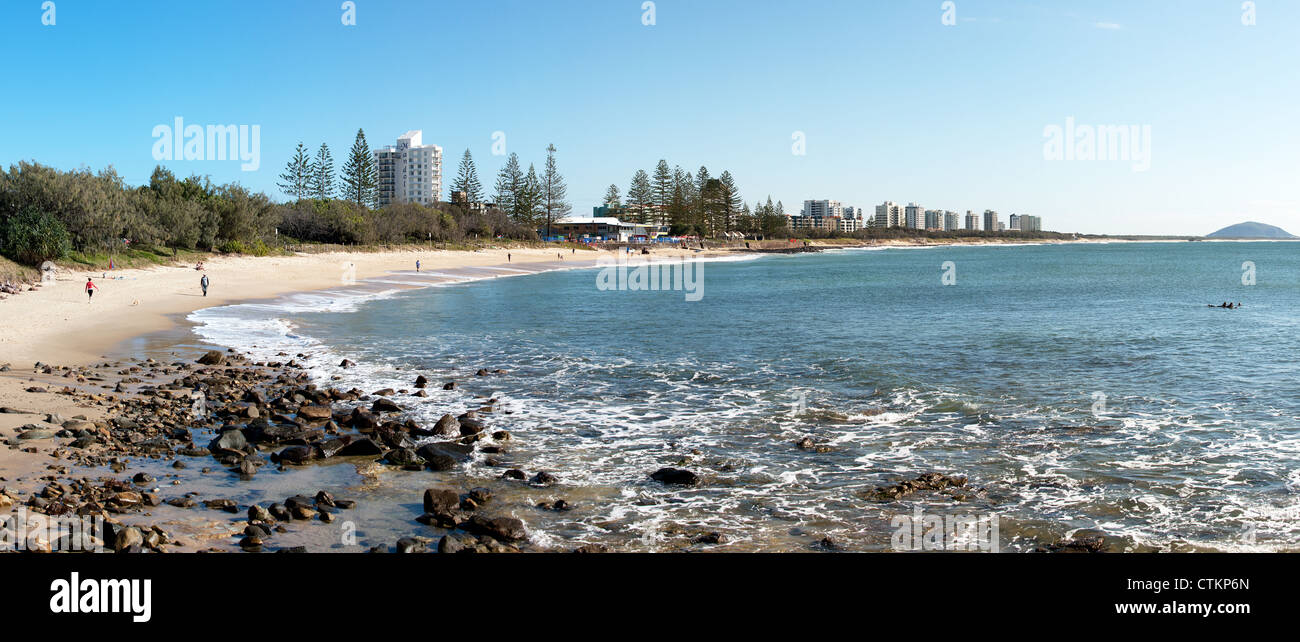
[374,130,442,208]
[924,209,942,230]
[802,200,844,218]
[1019,214,1042,232]
[1009,214,1021,230]
[943,211,959,231]
[964,210,978,230]
[875,201,904,228]
[905,203,925,229]
[983,210,999,232]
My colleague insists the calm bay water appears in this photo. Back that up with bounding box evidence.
[191,242,1300,551]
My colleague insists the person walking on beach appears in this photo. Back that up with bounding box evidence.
[200,274,210,297]
[416,260,421,272]
[85,277,98,302]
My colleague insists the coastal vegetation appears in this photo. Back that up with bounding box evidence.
[0,159,537,269]
[489,144,572,236]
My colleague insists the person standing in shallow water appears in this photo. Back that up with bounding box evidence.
[200,274,209,297]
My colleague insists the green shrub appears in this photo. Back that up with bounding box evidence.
[217,239,245,254]
[1,208,72,266]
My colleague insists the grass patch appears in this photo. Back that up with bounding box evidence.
[0,255,39,284]
[64,246,210,271]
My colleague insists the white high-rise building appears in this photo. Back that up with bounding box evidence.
[374,130,442,208]
[943,211,959,231]
[802,200,844,218]
[875,201,904,228]
[905,203,925,229]
[964,210,979,230]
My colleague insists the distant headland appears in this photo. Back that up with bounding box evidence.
[1205,221,1296,239]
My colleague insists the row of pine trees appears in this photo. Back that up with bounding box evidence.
[606,161,789,238]
[276,132,790,239]
[277,128,381,206]
[277,131,577,238]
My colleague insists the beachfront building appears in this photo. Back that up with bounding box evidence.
[983,210,999,232]
[1019,214,1042,231]
[965,211,979,230]
[925,209,943,230]
[874,201,904,228]
[790,214,853,232]
[550,217,640,242]
[374,130,443,208]
[802,200,844,219]
[1009,214,1021,230]
[904,203,925,230]
[943,211,960,231]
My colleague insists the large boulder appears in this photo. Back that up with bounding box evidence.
[459,418,486,436]
[649,467,700,486]
[297,405,332,421]
[383,448,420,467]
[196,351,226,366]
[371,398,402,413]
[416,443,469,471]
[465,515,527,542]
[423,488,460,514]
[208,428,249,456]
[346,407,379,430]
[275,445,316,465]
[336,437,383,457]
[432,414,459,436]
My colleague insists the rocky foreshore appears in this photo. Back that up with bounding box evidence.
[0,350,614,553]
[1,350,1126,553]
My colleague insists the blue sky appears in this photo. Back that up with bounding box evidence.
[1,0,1297,235]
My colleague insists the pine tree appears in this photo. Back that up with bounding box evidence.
[517,164,543,230]
[651,159,673,224]
[494,153,524,219]
[694,166,712,232]
[700,178,725,237]
[759,195,788,237]
[341,128,377,208]
[739,202,755,234]
[308,143,335,200]
[540,143,571,237]
[718,170,742,232]
[627,169,653,224]
[670,166,694,228]
[451,149,485,203]
[277,142,312,200]
[603,184,621,207]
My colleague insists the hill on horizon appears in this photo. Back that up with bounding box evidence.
[1205,221,1296,239]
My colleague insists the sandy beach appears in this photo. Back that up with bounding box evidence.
[1,247,608,366]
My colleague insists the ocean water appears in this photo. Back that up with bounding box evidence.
[189,242,1300,552]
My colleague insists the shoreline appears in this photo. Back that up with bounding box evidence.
[0,235,1119,371]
